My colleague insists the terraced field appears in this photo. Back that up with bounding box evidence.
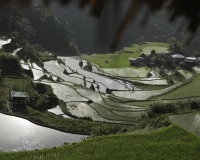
[152,74,200,100]
[11,41,199,137]
[40,54,200,126]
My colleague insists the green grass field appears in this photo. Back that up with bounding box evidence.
[82,42,169,69]
[100,66,150,77]
[152,74,200,100]
[1,125,200,160]
[0,77,31,99]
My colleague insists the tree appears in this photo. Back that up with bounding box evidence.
[150,50,156,57]
[0,0,200,49]
[167,37,177,44]
[167,41,185,55]
[136,36,145,44]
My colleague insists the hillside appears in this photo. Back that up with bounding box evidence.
[0,2,76,55]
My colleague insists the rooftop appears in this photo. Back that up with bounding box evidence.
[11,91,28,98]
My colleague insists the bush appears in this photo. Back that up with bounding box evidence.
[188,98,200,110]
[0,52,22,76]
[147,98,200,118]
[83,64,92,72]
[148,101,176,117]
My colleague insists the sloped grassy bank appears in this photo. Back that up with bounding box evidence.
[1,125,200,160]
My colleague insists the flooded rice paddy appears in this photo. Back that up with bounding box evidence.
[169,112,200,137]
[0,113,88,152]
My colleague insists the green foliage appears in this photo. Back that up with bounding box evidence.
[0,52,22,76]
[167,40,186,55]
[0,4,35,42]
[36,94,49,109]
[147,101,176,117]
[0,3,75,55]
[150,49,156,56]
[28,82,59,111]
[147,98,200,117]
[83,64,92,72]
[167,37,177,44]
[16,42,43,67]
[22,3,75,54]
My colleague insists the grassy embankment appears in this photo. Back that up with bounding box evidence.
[82,42,168,79]
[125,73,200,109]
[151,74,200,100]
[82,42,169,68]
[0,125,200,160]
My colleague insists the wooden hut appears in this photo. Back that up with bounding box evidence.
[184,57,197,67]
[11,91,28,107]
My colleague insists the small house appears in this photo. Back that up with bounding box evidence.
[184,57,197,66]
[11,91,28,107]
[171,54,185,65]
[171,54,185,59]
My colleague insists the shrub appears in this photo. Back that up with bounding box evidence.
[83,64,92,72]
[148,101,176,117]
[147,98,200,118]
[188,98,200,110]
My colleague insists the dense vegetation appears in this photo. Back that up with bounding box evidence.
[0,51,22,76]
[0,2,75,55]
[147,99,200,118]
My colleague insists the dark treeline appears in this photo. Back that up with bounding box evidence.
[0,2,76,55]
[48,0,200,54]
[49,2,161,53]
[48,1,187,53]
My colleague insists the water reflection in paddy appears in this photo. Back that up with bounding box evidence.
[60,57,128,91]
[169,112,200,137]
[0,113,88,152]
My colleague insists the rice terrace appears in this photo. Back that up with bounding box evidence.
[1,37,200,159]
[1,1,200,159]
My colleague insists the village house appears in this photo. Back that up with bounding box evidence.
[184,57,197,67]
[179,57,197,68]
[171,54,185,65]
[11,91,28,107]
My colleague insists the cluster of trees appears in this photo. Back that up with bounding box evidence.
[28,82,59,111]
[0,2,76,55]
[22,3,75,54]
[0,52,22,76]
[167,38,187,56]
